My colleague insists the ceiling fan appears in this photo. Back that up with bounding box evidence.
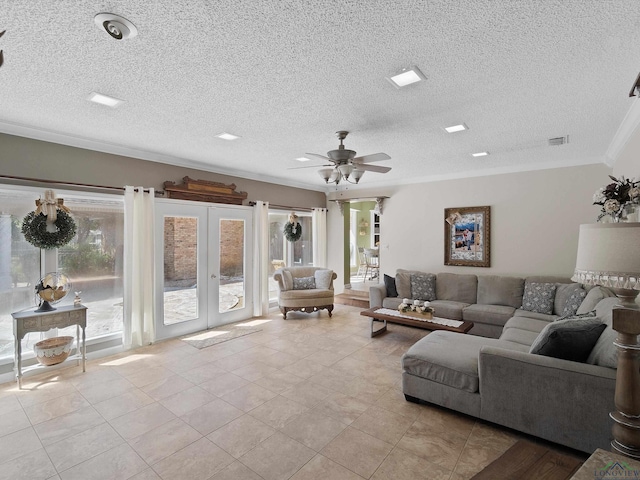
[295,131,391,184]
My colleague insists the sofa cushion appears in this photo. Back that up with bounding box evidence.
[462,304,516,327]
[382,297,403,309]
[522,282,557,315]
[586,297,623,369]
[282,270,293,290]
[576,286,616,314]
[279,288,333,301]
[513,309,559,322]
[410,273,436,301]
[402,331,529,393]
[503,316,550,334]
[499,328,540,346]
[477,275,524,308]
[384,274,398,297]
[314,270,333,290]
[293,276,316,290]
[553,283,585,316]
[529,317,606,362]
[395,269,427,299]
[436,273,477,304]
[429,300,469,321]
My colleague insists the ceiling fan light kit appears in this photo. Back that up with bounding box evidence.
[307,131,391,186]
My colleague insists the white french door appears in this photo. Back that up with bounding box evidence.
[154,200,253,340]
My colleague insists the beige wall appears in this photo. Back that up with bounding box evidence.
[0,133,327,209]
[612,125,640,179]
[327,163,612,284]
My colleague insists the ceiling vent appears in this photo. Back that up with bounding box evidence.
[548,135,569,147]
[94,13,137,40]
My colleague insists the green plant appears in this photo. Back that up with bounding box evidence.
[59,243,114,276]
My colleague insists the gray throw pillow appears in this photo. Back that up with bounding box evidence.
[410,273,436,301]
[576,286,616,315]
[561,287,587,317]
[522,282,557,315]
[282,270,293,290]
[293,276,316,290]
[529,317,606,362]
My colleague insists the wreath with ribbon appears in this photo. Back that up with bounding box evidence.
[283,212,302,242]
[21,191,77,249]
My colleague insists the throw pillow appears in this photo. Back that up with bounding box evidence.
[529,317,606,362]
[521,282,557,315]
[282,270,293,290]
[576,286,616,315]
[561,286,587,317]
[410,273,436,301]
[557,310,596,322]
[293,276,316,290]
[314,269,333,290]
[384,274,398,297]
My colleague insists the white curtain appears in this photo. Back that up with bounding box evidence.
[252,201,270,316]
[312,208,328,267]
[123,186,156,348]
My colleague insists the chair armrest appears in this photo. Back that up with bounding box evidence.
[369,284,387,308]
[273,272,286,291]
[328,271,337,291]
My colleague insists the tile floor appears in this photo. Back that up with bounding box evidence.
[0,304,578,480]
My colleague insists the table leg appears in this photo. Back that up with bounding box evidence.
[15,336,22,389]
[81,326,86,372]
[371,317,387,337]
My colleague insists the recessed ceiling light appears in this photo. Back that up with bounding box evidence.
[471,151,489,157]
[296,157,311,162]
[87,92,123,107]
[386,66,426,88]
[216,132,240,141]
[444,123,468,133]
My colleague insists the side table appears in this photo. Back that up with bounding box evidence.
[12,305,87,389]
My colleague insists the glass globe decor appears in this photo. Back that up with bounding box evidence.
[35,272,72,312]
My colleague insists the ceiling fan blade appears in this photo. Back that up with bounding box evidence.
[305,153,333,162]
[353,153,391,163]
[356,164,391,174]
[287,163,333,170]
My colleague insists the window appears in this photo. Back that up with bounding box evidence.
[268,210,313,301]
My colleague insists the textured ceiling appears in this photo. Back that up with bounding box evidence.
[1,1,640,192]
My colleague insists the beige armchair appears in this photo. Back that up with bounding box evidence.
[273,266,337,319]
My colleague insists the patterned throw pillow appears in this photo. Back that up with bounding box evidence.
[522,282,557,315]
[293,276,316,290]
[561,287,587,317]
[410,273,436,301]
[557,310,597,322]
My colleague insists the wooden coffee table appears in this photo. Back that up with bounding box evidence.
[361,307,473,337]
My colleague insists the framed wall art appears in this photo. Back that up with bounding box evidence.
[444,206,491,267]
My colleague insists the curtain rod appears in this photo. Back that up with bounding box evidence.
[248,201,325,212]
[0,174,154,193]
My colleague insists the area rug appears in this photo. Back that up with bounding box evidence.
[181,324,261,349]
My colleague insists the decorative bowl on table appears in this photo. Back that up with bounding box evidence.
[34,336,74,366]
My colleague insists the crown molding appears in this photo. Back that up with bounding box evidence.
[0,120,327,193]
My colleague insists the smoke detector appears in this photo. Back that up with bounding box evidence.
[94,13,137,40]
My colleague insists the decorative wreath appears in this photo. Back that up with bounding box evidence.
[22,210,77,249]
[283,212,302,242]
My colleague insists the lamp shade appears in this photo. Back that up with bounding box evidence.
[572,223,640,290]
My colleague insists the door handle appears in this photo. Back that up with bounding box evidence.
[211,274,217,279]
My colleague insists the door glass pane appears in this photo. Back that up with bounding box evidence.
[58,201,124,339]
[163,216,198,325]
[220,219,244,313]
[0,192,41,359]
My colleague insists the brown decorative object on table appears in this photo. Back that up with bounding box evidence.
[611,307,640,459]
[163,177,248,205]
[444,205,491,267]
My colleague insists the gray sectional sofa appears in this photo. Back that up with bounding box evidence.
[369,270,622,453]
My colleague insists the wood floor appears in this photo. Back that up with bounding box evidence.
[471,439,584,480]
